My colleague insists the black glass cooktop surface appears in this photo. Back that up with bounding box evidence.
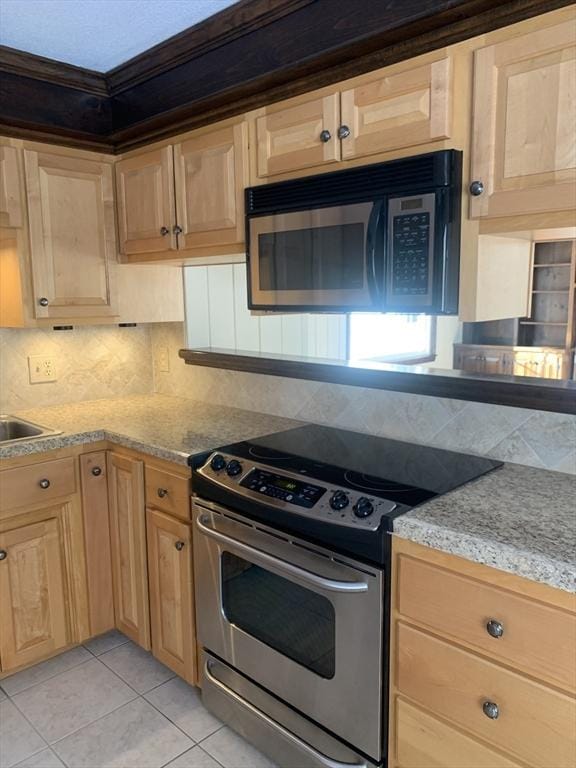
[213,424,503,508]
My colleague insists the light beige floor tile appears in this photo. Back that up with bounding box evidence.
[99,642,174,694]
[83,630,130,657]
[164,746,222,768]
[0,699,46,768]
[200,727,277,768]
[1,648,93,697]
[13,748,65,768]
[53,698,192,768]
[12,659,136,744]
[144,678,221,742]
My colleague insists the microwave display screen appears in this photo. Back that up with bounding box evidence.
[258,223,365,292]
[390,212,431,295]
[400,198,423,211]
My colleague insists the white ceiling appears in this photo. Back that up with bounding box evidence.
[0,0,237,71]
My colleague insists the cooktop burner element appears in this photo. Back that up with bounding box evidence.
[190,424,502,565]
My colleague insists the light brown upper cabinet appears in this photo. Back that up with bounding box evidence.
[115,146,177,257]
[470,20,576,220]
[251,55,453,180]
[0,144,23,228]
[115,117,248,261]
[173,121,248,251]
[24,149,118,320]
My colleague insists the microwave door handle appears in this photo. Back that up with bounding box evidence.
[196,514,368,593]
[366,202,384,305]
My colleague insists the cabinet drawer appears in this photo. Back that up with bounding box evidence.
[0,458,76,513]
[397,622,576,768]
[395,698,522,768]
[397,554,576,692]
[145,466,190,520]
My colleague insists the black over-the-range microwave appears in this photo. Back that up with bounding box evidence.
[245,149,462,314]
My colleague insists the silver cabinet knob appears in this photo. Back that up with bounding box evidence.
[470,180,484,196]
[157,488,168,498]
[160,226,169,236]
[39,478,50,489]
[0,549,7,561]
[91,466,102,477]
[175,541,185,551]
[482,701,499,720]
[337,125,351,140]
[38,297,49,307]
[173,225,183,235]
[319,129,332,143]
[486,619,504,638]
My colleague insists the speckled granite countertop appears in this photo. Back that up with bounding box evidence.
[394,462,576,592]
[0,394,301,465]
[1,395,574,592]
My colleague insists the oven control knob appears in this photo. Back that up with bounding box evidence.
[330,491,349,510]
[210,454,227,472]
[226,459,243,477]
[353,497,374,518]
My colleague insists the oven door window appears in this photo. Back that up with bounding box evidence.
[249,202,377,309]
[221,551,335,679]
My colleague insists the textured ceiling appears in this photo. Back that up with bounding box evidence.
[0,0,237,71]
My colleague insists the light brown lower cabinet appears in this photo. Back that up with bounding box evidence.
[146,507,196,684]
[107,452,151,649]
[389,538,576,768]
[0,514,69,672]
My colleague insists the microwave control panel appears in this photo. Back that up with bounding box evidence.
[387,193,435,307]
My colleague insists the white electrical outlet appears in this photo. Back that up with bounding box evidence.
[28,355,58,384]
[157,346,170,373]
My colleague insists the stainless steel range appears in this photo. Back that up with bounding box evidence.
[190,425,501,768]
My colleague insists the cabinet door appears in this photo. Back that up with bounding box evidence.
[0,517,68,672]
[24,150,118,319]
[107,453,150,649]
[115,146,176,257]
[174,121,248,251]
[146,508,196,684]
[0,145,23,228]
[255,92,340,178]
[340,57,452,161]
[470,21,576,219]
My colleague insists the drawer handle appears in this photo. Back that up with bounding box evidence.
[486,619,504,638]
[482,701,500,720]
[175,541,185,551]
[0,549,7,561]
[91,466,102,477]
[319,129,332,143]
[157,488,169,498]
[39,478,50,489]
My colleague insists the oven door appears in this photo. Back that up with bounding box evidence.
[193,499,384,761]
[248,202,384,311]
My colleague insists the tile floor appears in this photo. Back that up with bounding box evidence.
[0,632,277,768]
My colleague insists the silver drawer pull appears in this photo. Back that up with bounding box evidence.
[486,619,504,638]
[482,701,499,720]
[38,478,50,489]
[157,488,168,498]
[175,541,185,551]
[0,549,7,561]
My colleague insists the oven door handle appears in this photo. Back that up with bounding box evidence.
[204,659,370,768]
[196,515,369,593]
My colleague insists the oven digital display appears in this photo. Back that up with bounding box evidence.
[240,469,325,508]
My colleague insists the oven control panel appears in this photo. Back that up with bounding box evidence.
[197,452,397,530]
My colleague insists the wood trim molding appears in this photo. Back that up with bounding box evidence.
[0,0,573,152]
[178,348,576,414]
[0,46,107,96]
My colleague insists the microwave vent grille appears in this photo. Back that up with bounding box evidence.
[247,151,455,213]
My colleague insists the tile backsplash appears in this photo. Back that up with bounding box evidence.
[152,323,576,474]
[0,325,154,412]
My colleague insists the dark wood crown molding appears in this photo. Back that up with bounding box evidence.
[0,0,573,152]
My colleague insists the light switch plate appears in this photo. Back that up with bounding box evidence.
[28,355,58,383]
[157,346,170,373]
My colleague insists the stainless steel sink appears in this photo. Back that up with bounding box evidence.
[0,415,62,444]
